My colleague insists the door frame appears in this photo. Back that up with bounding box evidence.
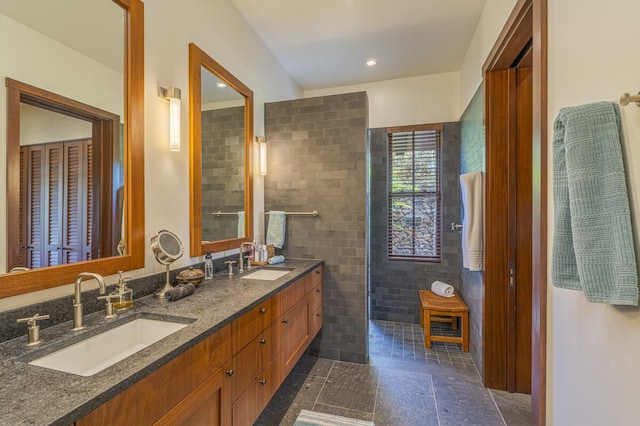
[483,0,547,424]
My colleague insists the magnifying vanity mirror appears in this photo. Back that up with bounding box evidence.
[0,0,144,298]
[189,43,253,256]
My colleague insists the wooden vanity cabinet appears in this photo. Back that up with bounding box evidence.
[76,324,232,426]
[75,265,323,426]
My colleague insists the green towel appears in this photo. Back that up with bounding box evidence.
[552,101,638,305]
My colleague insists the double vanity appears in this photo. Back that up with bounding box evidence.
[0,259,323,425]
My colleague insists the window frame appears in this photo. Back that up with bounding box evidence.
[387,123,443,262]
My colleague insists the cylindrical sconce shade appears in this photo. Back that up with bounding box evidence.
[169,97,180,151]
[257,136,267,176]
[159,86,182,152]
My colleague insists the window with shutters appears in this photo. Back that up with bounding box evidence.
[387,124,442,262]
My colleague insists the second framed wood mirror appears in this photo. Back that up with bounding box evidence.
[189,43,253,256]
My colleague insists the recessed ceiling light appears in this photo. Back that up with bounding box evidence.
[217,82,226,88]
[366,59,377,67]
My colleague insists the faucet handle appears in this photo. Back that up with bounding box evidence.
[97,294,119,318]
[17,314,49,346]
[225,260,236,276]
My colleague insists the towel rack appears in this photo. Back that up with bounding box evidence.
[620,92,640,107]
[211,211,240,216]
[266,210,319,217]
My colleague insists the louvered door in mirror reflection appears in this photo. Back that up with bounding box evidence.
[18,139,96,268]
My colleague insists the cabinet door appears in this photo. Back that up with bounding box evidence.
[232,354,281,426]
[232,322,279,401]
[154,361,233,426]
[280,300,310,377]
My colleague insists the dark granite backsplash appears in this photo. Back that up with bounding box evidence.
[0,253,240,344]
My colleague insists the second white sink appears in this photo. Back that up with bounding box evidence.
[29,317,188,376]
[241,268,292,281]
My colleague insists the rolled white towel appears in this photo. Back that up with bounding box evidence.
[431,281,455,298]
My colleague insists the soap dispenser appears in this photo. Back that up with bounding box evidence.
[204,252,214,280]
[112,271,133,311]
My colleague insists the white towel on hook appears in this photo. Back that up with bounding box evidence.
[460,172,483,271]
[431,281,455,297]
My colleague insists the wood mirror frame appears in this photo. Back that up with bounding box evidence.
[189,43,253,256]
[0,0,144,299]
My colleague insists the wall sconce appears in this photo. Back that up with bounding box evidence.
[158,86,181,151]
[256,136,267,176]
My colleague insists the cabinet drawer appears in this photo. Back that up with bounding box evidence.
[280,275,306,314]
[154,361,233,426]
[232,294,280,354]
[232,354,281,426]
[232,322,279,401]
[305,266,323,293]
[310,305,323,337]
[309,282,322,313]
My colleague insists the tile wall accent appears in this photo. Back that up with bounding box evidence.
[368,123,461,324]
[0,255,238,344]
[459,84,485,372]
[264,92,368,363]
[201,106,245,241]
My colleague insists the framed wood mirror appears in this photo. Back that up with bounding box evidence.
[0,0,144,298]
[189,43,253,256]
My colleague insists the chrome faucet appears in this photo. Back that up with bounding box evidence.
[239,242,256,272]
[73,273,106,331]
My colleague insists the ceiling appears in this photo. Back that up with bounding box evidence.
[231,0,488,90]
[0,0,124,73]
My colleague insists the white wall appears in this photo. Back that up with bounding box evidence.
[548,1,640,424]
[0,0,301,310]
[20,104,92,145]
[304,72,460,128]
[458,0,518,110]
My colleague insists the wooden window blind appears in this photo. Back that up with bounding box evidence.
[387,125,442,261]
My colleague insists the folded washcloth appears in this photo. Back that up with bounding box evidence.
[268,255,285,265]
[237,211,245,238]
[266,211,286,249]
[431,281,455,298]
[165,283,195,301]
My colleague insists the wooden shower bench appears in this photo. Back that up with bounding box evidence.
[419,290,469,352]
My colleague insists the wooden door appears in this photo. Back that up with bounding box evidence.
[509,59,533,394]
[18,139,92,268]
[484,46,533,394]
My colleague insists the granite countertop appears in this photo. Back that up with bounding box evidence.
[0,259,322,426]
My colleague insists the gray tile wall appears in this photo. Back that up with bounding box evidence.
[201,106,245,241]
[368,123,461,324]
[264,92,368,364]
[459,84,485,372]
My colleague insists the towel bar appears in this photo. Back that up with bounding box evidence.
[451,223,463,231]
[620,92,640,107]
[265,210,319,216]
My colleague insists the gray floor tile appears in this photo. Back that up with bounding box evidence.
[316,361,379,413]
[255,372,325,426]
[291,355,334,378]
[375,369,438,426]
[433,375,506,426]
[490,389,532,426]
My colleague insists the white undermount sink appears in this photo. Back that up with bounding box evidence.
[28,318,188,376]
[240,267,293,281]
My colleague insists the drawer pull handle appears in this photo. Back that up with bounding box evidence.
[226,369,235,377]
[282,318,289,324]
[316,313,321,317]
[259,308,267,314]
[259,339,267,344]
[315,270,320,274]
[316,288,321,293]
[259,379,267,385]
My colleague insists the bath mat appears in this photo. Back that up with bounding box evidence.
[294,409,375,426]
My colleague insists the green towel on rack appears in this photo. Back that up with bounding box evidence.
[552,101,638,305]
